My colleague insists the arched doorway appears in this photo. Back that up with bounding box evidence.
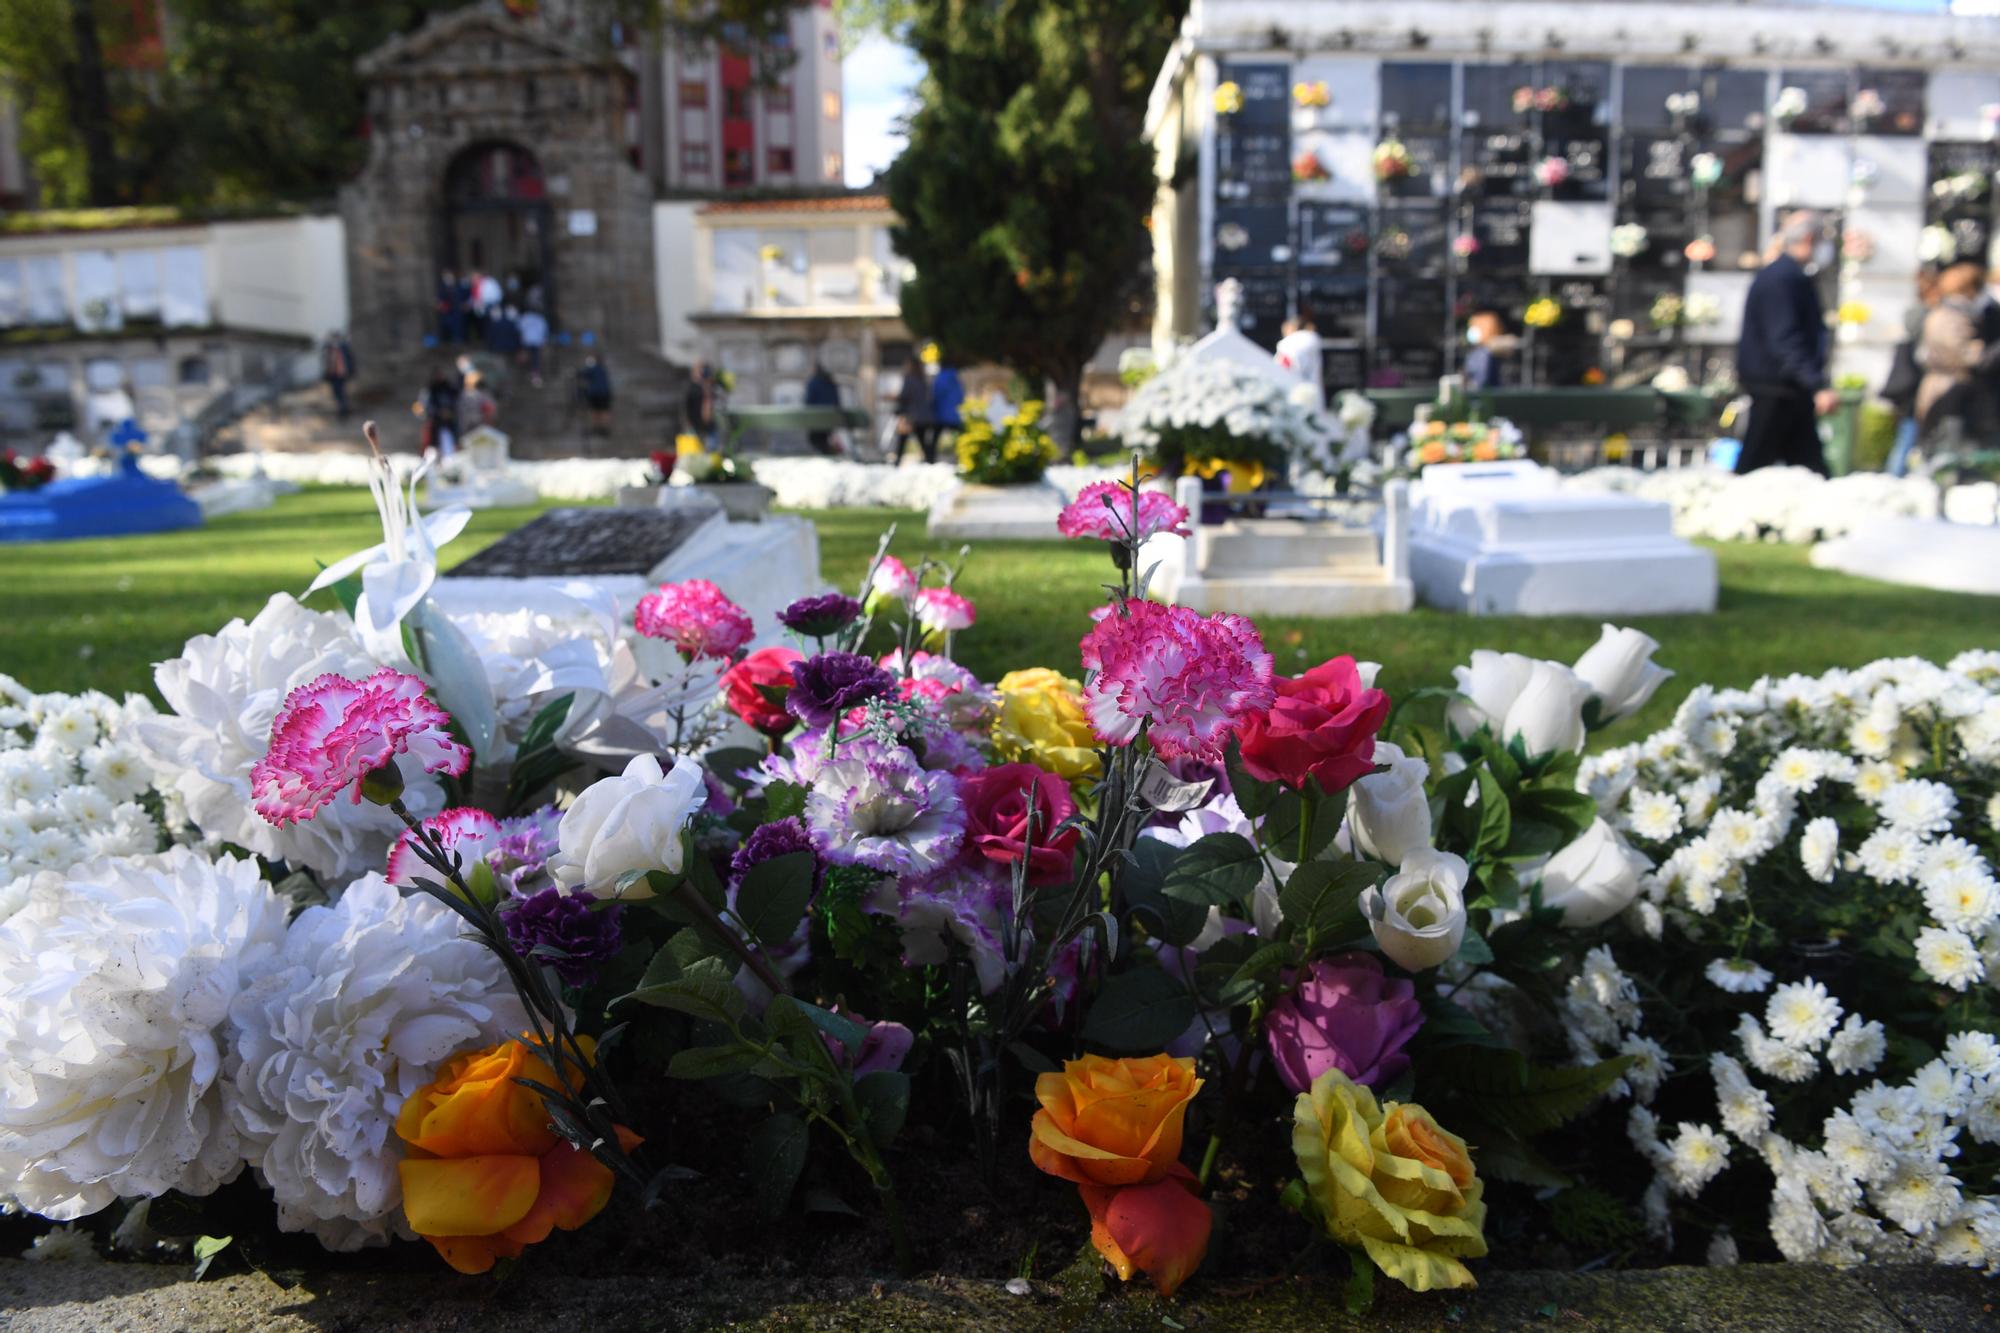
[442,141,554,321]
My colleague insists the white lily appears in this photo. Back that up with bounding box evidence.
[305,430,496,756]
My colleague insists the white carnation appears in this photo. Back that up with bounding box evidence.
[226,874,529,1249]
[0,850,287,1218]
[135,594,439,881]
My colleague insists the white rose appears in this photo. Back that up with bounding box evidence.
[551,752,707,897]
[1360,848,1468,971]
[1536,818,1653,928]
[1450,651,1591,756]
[1348,741,1433,867]
[1573,625,1674,723]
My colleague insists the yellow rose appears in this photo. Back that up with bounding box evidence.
[993,668,1101,784]
[1291,1069,1487,1293]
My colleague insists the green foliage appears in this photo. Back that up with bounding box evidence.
[731,850,814,946]
[1548,1186,1645,1248]
[1434,1049,1636,1137]
[1080,965,1198,1051]
[1161,831,1263,908]
[886,0,1185,442]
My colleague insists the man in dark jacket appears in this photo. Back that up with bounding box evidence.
[1734,212,1838,475]
[803,363,841,456]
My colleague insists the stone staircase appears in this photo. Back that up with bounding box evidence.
[224,346,690,461]
[1144,478,1416,617]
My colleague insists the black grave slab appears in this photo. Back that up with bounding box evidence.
[443,506,711,579]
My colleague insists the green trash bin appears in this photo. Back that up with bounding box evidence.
[1821,389,1865,476]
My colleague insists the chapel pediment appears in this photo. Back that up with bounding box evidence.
[359,1,598,79]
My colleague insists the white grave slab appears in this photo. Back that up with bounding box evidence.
[1409,462,1717,616]
[1944,483,2000,528]
[927,480,1067,542]
[1529,203,1614,277]
[1812,516,2000,596]
[427,426,537,509]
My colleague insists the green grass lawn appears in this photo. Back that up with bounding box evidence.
[4,490,1994,745]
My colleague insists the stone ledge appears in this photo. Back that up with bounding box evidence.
[1,1258,1992,1332]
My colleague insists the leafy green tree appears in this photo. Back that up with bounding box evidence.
[885,0,1182,445]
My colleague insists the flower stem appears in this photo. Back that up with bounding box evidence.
[672,875,791,999]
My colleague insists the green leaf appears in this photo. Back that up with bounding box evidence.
[1514,787,1598,844]
[733,850,814,946]
[1207,939,1295,1008]
[705,746,766,789]
[1120,838,1208,947]
[763,780,809,822]
[1162,831,1263,908]
[616,956,745,1024]
[1264,783,1348,863]
[667,1043,770,1080]
[1278,860,1380,941]
[747,1113,808,1220]
[518,693,575,755]
[191,1234,232,1281]
[1452,930,1495,967]
[1472,1132,1573,1189]
[1444,1049,1635,1135]
[1473,768,1512,860]
[1416,997,1511,1050]
[1225,741,1279,819]
[1080,966,1199,1051]
[854,1070,911,1148]
[789,998,871,1062]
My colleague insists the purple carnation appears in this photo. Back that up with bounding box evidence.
[779,593,863,638]
[805,743,965,879]
[731,816,821,890]
[492,807,561,895]
[503,888,625,987]
[788,650,896,727]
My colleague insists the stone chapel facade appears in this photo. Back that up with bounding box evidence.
[341,3,658,368]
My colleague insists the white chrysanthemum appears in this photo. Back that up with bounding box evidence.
[1706,957,1774,993]
[1699,717,1738,757]
[1872,1159,1962,1237]
[226,874,529,1250]
[0,752,57,806]
[1932,1199,2000,1269]
[1847,715,1894,760]
[1768,748,1824,794]
[1987,792,2000,833]
[1664,1122,1732,1195]
[1922,837,1985,886]
[1880,780,1957,836]
[1766,980,1842,1050]
[1711,1055,1775,1143]
[1623,789,1683,842]
[1852,1081,1925,1147]
[1853,761,1898,804]
[1826,1014,1888,1076]
[1857,826,1924,885]
[21,1225,97,1262]
[1800,817,1840,883]
[1923,868,1999,934]
[1823,1111,1894,1184]
[1740,1014,1819,1082]
[41,705,99,754]
[1915,926,1986,992]
[1708,808,1771,861]
[1966,1077,2000,1146]
[1618,1034,1671,1102]
[1909,1059,1972,1117]
[0,850,287,1219]
[1943,1032,2000,1080]
[1681,772,1722,828]
[134,594,439,881]
[1769,1172,1835,1262]
[53,785,113,828]
[81,741,153,803]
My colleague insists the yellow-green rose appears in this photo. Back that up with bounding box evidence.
[1291,1069,1487,1292]
[992,668,1101,784]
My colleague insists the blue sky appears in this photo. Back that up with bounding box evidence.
[841,35,921,188]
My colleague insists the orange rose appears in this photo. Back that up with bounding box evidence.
[1029,1054,1211,1296]
[397,1036,640,1274]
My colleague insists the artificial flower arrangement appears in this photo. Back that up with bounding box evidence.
[678,436,757,485]
[1213,81,1243,116]
[1293,149,1332,183]
[1558,653,2000,1269]
[647,443,682,486]
[1690,154,1724,190]
[1400,417,1527,473]
[0,448,57,491]
[954,397,1059,486]
[1374,139,1413,182]
[1512,85,1571,114]
[1610,224,1650,260]
[1534,156,1571,190]
[1772,86,1810,125]
[4,429,1997,1296]
[1293,81,1330,109]
[1685,235,1718,265]
[1117,355,1340,481]
[1523,296,1563,329]
[1452,233,1481,260]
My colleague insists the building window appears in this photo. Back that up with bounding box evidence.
[768,147,795,174]
[724,146,754,187]
[725,87,750,120]
[823,151,842,180]
[681,143,711,174]
[822,91,841,120]
[679,80,708,108]
[766,84,793,114]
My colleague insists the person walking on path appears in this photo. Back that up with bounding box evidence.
[804,362,842,456]
[930,360,965,455]
[1733,211,1837,476]
[518,308,549,387]
[436,270,464,345]
[891,352,936,465]
[579,355,614,435]
[415,365,460,458]
[458,370,497,440]
[321,331,356,421]
[1883,271,1938,476]
[1274,312,1325,401]
[684,361,718,449]
[1917,262,1988,450]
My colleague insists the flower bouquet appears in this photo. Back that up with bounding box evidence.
[1524,296,1563,329]
[1117,356,1339,482]
[0,449,56,491]
[1374,139,1413,183]
[1401,416,1526,472]
[954,397,1059,486]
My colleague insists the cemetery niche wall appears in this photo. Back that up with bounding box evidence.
[1147,1,2000,398]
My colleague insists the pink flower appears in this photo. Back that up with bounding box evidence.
[251,669,471,826]
[1079,601,1275,763]
[913,587,976,634]
[870,556,917,602]
[635,578,754,660]
[1265,953,1424,1092]
[1058,481,1191,543]
[387,807,502,888]
[1534,156,1570,188]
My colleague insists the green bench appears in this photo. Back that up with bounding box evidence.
[1362,386,1727,434]
[721,405,872,450]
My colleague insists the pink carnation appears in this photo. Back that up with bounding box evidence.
[870,555,917,602]
[1079,601,1275,762]
[635,578,754,659]
[913,586,976,634]
[1057,481,1191,543]
[251,669,471,826]
[386,807,502,888]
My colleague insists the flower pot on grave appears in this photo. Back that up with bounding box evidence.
[694,482,775,522]
[616,485,665,509]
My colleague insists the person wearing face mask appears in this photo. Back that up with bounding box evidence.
[1461,310,1511,390]
[1733,211,1837,476]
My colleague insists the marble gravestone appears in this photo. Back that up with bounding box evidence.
[1408,461,1716,616]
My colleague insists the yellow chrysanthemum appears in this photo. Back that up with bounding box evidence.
[1291,1070,1487,1293]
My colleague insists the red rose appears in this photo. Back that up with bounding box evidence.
[722,645,803,737]
[958,762,1080,885]
[1234,656,1389,793]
